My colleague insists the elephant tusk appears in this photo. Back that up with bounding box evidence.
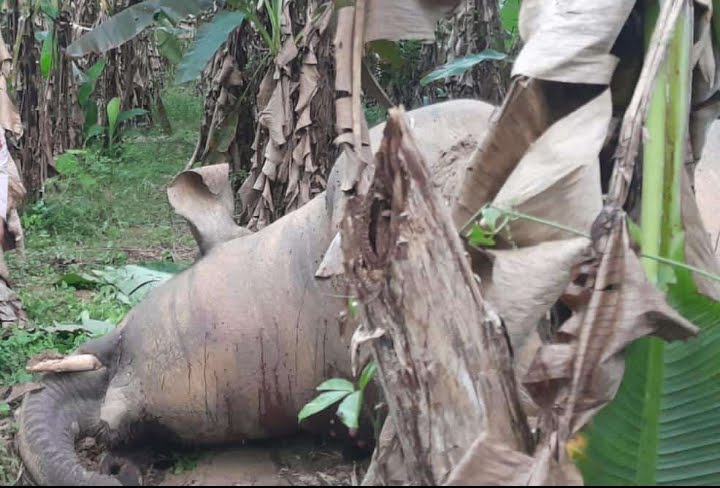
[26,354,103,373]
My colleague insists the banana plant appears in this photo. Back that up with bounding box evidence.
[64,0,285,86]
[65,0,215,57]
[576,2,720,484]
[77,59,106,137]
[85,97,147,150]
[172,0,285,84]
[298,361,378,433]
[36,0,60,79]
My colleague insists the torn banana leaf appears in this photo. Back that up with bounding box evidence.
[66,0,214,57]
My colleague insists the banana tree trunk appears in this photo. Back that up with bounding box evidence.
[341,110,532,485]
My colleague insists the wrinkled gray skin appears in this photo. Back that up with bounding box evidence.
[16,100,496,486]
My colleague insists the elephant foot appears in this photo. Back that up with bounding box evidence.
[99,453,143,486]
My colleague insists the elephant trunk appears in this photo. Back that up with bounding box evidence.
[16,369,122,486]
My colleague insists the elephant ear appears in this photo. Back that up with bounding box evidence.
[167,164,252,256]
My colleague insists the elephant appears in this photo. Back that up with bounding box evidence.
[15,99,496,486]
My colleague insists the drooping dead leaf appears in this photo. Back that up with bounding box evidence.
[490,89,609,246]
[451,78,549,227]
[364,0,461,43]
[328,99,496,234]
[513,0,635,84]
[333,6,354,95]
[444,433,583,486]
[333,0,463,192]
[680,162,720,300]
[167,164,251,256]
[454,91,610,422]
[477,238,591,363]
[524,216,698,440]
[236,2,335,230]
[439,2,704,482]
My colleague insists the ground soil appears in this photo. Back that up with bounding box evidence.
[76,435,369,486]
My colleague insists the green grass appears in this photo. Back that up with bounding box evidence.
[0,86,202,387]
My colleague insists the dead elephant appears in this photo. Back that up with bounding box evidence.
[15,100,496,486]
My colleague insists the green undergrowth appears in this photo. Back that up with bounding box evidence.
[0,86,201,387]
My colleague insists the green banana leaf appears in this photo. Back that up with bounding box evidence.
[40,30,55,79]
[174,10,246,85]
[577,273,720,485]
[66,0,214,57]
[578,4,720,484]
[420,50,508,86]
[154,26,184,64]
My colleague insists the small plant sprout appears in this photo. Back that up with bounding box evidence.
[298,361,378,433]
[467,204,512,247]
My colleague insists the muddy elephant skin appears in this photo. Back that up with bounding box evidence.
[15,100,496,486]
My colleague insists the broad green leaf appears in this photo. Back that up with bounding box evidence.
[368,40,405,68]
[34,31,49,42]
[316,378,355,392]
[481,206,506,232]
[578,281,720,485]
[43,317,114,337]
[106,97,121,144]
[84,124,105,146]
[117,108,148,124]
[78,174,98,191]
[579,8,716,483]
[78,83,94,110]
[40,31,56,79]
[500,0,520,34]
[84,102,99,130]
[336,390,363,430]
[298,390,350,422]
[468,224,496,247]
[58,271,98,288]
[155,27,184,64]
[420,50,508,86]
[87,59,107,83]
[93,264,174,304]
[0,403,9,417]
[137,260,191,274]
[174,11,246,85]
[79,61,105,114]
[358,361,377,391]
[66,0,214,57]
[39,0,58,20]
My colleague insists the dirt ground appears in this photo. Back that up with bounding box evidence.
[7,430,368,486]
[156,440,367,486]
[1,381,369,486]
